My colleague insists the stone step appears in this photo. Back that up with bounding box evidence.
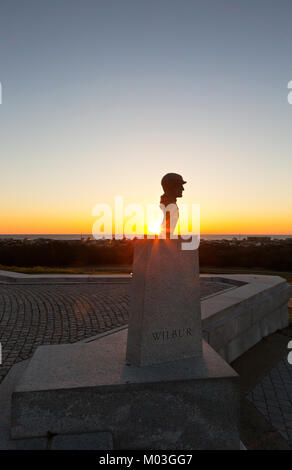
[49,432,113,450]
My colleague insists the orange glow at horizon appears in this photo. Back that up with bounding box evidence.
[1,212,292,235]
[1,199,292,236]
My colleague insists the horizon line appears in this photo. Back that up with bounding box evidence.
[1,233,292,237]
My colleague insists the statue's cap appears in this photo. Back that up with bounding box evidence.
[161,173,186,185]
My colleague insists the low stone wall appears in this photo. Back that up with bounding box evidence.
[201,275,291,363]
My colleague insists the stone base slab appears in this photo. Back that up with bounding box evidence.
[11,329,239,449]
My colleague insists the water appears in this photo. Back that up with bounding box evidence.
[1,234,292,241]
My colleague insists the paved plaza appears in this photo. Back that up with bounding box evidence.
[0,283,129,383]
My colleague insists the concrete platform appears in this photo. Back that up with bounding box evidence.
[0,359,114,450]
[11,329,239,449]
[0,360,48,450]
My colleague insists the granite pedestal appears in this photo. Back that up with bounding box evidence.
[126,239,202,366]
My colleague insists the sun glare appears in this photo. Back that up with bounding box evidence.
[148,220,162,235]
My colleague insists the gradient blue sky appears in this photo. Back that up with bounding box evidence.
[1,0,292,234]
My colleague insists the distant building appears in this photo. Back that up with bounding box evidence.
[247,236,271,243]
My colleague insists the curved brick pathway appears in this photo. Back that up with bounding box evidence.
[0,279,231,384]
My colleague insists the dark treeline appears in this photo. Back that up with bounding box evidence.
[0,241,133,267]
[1,240,292,271]
[199,242,292,271]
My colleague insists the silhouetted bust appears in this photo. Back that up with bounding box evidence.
[160,173,186,238]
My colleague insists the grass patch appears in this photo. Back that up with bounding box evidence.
[0,265,131,275]
[1,264,292,281]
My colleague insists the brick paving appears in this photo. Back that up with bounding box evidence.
[0,283,129,384]
[0,278,231,384]
[247,357,292,444]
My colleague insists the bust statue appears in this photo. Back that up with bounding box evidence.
[160,173,186,237]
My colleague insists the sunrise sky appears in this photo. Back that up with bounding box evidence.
[1,0,292,235]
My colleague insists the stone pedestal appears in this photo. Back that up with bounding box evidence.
[11,329,239,449]
[126,239,202,366]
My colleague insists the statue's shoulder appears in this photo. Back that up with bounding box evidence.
[160,194,168,206]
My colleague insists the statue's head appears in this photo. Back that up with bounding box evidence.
[161,173,186,200]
